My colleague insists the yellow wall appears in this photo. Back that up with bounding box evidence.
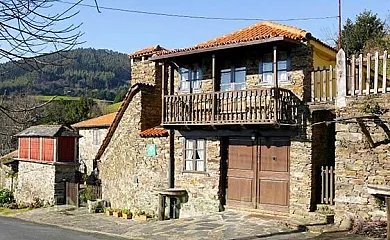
[311,41,336,70]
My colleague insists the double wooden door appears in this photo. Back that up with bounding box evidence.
[226,137,290,212]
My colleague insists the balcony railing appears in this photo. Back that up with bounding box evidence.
[163,88,301,126]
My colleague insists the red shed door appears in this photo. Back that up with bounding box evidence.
[57,137,75,162]
[227,139,256,208]
[257,137,290,212]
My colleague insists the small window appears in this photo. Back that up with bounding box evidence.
[259,51,289,84]
[220,67,246,92]
[179,66,202,93]
[92,129,101,145]
[184,139,205,172]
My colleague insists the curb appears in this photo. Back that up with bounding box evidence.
[5,213,145,240]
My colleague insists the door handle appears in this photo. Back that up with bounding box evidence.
[272,156,277,161]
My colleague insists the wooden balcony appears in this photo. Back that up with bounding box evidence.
[162,88,302,126]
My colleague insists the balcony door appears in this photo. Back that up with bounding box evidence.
[220,67,246,92]
[179,67,202,93]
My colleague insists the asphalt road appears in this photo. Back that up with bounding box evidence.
[0,216,125,240]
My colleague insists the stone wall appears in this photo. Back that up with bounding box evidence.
[334,93,390,224]
[15,161,55,203]
[78,128,108,175]
[0,163,15,190]
[173,134,222,217]
[15,161,76,204]
[99,91,169,215]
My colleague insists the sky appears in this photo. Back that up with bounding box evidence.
[41,0,390,55]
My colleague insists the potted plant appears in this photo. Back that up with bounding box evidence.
[317,205,335,224]
[122,208,132,219]
[105,207,113,216]
[133,210,147,221]
[113,209,122,218]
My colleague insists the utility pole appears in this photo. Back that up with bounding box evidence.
[338,0,342,50]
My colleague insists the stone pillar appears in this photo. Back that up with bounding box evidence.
[336,49,347,108]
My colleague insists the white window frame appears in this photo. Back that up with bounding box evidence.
[220,66,247,92]
[92,129,101,145]
[179,65,203,93]
[259,51,290,84]
[183,138,206,172]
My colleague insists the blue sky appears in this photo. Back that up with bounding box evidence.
[59,0,389,54]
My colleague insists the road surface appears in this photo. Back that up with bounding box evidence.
[0,216,124,240]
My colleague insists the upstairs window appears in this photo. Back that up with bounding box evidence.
[184,138,205,172]
[179,66,202,93]
[220,67,246,92]
[259,51,289,84]
[92,129,101,145]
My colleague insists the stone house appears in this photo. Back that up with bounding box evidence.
[97,22,344,219]
[13,125,79,204]
[0,150,18,191]
[72,112,116,175]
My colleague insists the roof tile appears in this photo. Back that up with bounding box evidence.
[72,112,116,128]
[129,45,168,58]
[140,128,168,137]
[155,21,333,57]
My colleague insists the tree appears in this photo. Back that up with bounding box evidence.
[342,10,386,56]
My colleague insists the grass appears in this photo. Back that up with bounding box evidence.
[36,95,113,103]
[106,101,122,113]
[0,207,31,215]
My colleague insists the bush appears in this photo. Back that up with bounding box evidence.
[0,189,14,204]
[79,186,94,202]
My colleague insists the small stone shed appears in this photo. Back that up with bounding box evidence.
[0,150,18,190]
[14,125,80,204]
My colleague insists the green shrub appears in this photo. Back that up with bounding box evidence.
[0,189,14,204]
[79,186,94,202]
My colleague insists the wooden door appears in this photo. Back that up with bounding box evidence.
[257,137,290,212]
[227,139,256,208]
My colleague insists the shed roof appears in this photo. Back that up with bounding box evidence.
[72,112,116,129]
[15,125,79,137]
[140,128,168,137]
[0,150,18,164]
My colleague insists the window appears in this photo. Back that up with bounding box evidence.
[179,66,202,93]
[92,129,101,145]
[184,139,205,172]
[259,51,289,84]
[220,67,246,92]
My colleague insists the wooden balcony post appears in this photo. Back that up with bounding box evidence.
[212,54,216,124]
[273,46,278,122]
[161,62,165,124]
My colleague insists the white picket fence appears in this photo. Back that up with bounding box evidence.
[311,49,390,103]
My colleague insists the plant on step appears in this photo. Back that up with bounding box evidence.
[112,209,122,218]
[317,205,335,215]
[121,208,132,219]
[79,186,94,203]
[105,207,113,216]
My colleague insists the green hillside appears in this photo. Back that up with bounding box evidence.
[0,48,130,101]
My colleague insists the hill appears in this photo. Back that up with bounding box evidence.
[0,48,130,100]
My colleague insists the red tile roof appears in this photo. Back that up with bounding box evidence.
[129,45,168,58]
[154,21,333,58]
[72,112,116,128]
[140,128,168,137]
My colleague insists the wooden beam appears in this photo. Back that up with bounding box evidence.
[273,46,278,121]
[161,62,165,125]
[212,54,216,124]
[150,37,294,60]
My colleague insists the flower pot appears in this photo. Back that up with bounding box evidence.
[105,210,113,216]
[113,211,122,218]
[133,214,147,221]
[122,213,132,219]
